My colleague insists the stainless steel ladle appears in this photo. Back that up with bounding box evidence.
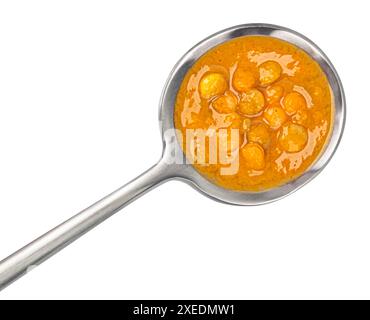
[0,23,346,291]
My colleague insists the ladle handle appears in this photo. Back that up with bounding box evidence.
[0,157,172,291]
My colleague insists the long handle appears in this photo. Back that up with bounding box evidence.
[0,157,173,291]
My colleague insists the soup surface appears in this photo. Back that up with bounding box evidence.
[174,36,333,191]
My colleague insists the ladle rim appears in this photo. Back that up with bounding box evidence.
[158,23,346,205]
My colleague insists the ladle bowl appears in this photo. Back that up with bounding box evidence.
[0,23,345,291]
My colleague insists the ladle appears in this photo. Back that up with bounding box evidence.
[0,23,346,291]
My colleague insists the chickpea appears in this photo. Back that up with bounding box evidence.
[259,60,282,86]
[199,72,228,99]
[241,142,265,170]
[212,97,241,128]
[266,85,284,103]
[214,112,241,129]
[238,89,265,115]
[279,123,308,153]
[232,66,256,92]
[282,92,306,115]
[212,91,237,113]
[248,123,271,148]
[264,105,287,129]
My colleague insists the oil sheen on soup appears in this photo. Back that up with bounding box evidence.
[174,36,333,191]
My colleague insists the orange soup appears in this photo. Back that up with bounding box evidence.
[174,36,333,191]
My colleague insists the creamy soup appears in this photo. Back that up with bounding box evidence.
[174,36,333,191]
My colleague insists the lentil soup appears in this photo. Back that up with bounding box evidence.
[174,36,333,191]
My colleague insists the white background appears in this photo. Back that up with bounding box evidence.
[0,0,368,300]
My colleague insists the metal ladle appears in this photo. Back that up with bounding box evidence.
[0,24,346,291]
